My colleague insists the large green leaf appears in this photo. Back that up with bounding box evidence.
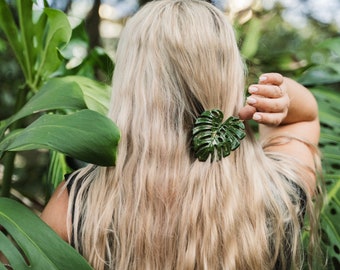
[0,198,93,269]
[0,110,120,166]
[320,176,340,269]
[312,87,340,172]
[34,8,71,82]
[299,37,340,87]
[0,78,87,139]
[15,79,86,120]
[311,86,340,269]
[62,76,111,115]
[0,75,112,138]
[240,17,262,59]
[299,66,340,86]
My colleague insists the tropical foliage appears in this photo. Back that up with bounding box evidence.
[0,0,339,269]
[0,198,93,269]
[0,0,118,268]
[300,38,340,270]
[192,110,246,162]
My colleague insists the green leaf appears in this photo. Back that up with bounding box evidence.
[0,198,93,269]
[240,17,262,59]
[318,37,340,56]
[16,78,86,119]
[17,0,35,82]
[33,8,48,69]
[192,109,246,162]
[310,85,340,268]
[320,176,340,269]
[0,78,87,138]
[62,76,111,115]
[72,46,115,81]
[311,86,340,173]
[0,0,26,77]
[0,233,27,269]
[0,110,120,166]
[298,66,340,86]
[47,151,70,192]
[34,8,72,82]
[0,1,71,88]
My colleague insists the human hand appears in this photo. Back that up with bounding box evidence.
[238,73,290,126]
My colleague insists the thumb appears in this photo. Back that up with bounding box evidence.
[238,105,256,120]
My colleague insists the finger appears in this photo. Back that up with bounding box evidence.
[258,73,284,86]
[246,95,289,113]
[252,112,285,126]
[238,104,256,120]
[248,84,286,99]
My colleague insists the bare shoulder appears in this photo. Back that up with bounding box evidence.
[260,118,320,193]
[40,181,69,242]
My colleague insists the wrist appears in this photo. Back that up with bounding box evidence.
[280,77,318,125]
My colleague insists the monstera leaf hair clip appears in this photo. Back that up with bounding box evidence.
[192,109,246,162]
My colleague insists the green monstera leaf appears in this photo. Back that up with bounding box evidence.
[192,109,246,162]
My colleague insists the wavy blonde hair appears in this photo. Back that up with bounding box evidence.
[67,1,322,269]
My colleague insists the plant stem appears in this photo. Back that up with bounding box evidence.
[17,0,33,83]
[1,152,16,197]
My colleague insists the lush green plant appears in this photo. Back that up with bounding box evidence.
[300,38,340,270]
[237,10,340,269]
[0,0,119,268]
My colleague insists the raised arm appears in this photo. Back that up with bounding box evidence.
[239,73,320,193]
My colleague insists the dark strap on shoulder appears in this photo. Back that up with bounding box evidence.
[65,173,75,193]
[64,166,97,250]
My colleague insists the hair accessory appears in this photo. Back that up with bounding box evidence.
[192,109,246,162]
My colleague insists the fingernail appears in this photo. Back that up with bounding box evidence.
[249,86,258,94]
[259,76,267,82]
[246,96,257,104]
[253,113,261,121]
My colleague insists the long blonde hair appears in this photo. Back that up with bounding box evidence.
[67,1,321,269]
